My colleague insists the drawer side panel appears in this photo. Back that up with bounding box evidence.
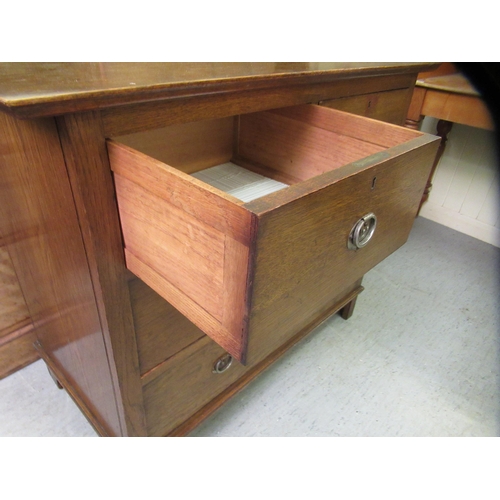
[115,175,225,320]
[108,141,255,362]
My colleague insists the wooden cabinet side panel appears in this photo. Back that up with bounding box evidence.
[0,246,37,378]
[0,247,30,335]
[56,111,148,436]
[0,327,38,379]
[0,113,122,435]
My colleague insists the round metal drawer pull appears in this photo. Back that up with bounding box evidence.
[347,213,377,250]
[212,353,233,374]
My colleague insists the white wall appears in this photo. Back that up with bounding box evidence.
[418,117,500,247]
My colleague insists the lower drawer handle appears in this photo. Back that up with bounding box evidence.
[212,353,233,374]
[347,213,377,250]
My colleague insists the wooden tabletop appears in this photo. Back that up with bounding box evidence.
[0,62,437,119]
[416,73,480,96]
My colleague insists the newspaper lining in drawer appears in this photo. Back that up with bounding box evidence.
[191,162,288,202]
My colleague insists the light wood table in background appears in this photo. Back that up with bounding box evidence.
[406,64,494,212]
[0,63,439,436]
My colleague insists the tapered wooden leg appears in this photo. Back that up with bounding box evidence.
[339,296,358,320]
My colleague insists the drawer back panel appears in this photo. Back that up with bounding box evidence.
[236,105,420,185]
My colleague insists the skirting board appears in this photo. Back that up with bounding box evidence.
[419,201,500,248]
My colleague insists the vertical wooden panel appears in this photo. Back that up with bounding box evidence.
[56,111,147,436]
[0,112,122,435]
[0,247,30,335]
[115,117,234,173]
[0,324,38,380]
[0,246,37,378]
[246,140,438,366]
[114,174,226,321]
[108,139,255,363]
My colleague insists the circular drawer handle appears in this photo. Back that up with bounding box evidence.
[212,353,233,374]
[347,213,377,250]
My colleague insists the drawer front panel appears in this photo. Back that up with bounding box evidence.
[143,336,249,436]
[245,138,439,365]
[319,89,411,125]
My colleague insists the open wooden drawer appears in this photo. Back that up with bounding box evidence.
[107,104,439,365]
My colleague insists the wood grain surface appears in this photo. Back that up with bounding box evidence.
[129,278,206,375]
[245,142,440,366]
[0,247,36,378]
[0,247,30,336]
[319,88,412,125]
[109,138,256,363]
[0,63,439,436]
[102,73,420,137]
[0,63,436,119]
[110,102,439,367]
[116,117,234,174]
[0,321,37,380]
[0,112,123,434]
[56,111,148,436]
[142,335,251,437]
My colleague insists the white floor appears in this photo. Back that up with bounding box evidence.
[1,217,499,437]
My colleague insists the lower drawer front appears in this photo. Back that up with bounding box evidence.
[143,336,249,437]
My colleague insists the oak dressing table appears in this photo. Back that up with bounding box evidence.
[0,63,439,436]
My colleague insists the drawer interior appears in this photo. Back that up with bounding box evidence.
[113,105,418,198]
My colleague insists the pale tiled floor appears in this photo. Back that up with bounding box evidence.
[1,217,499,437]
